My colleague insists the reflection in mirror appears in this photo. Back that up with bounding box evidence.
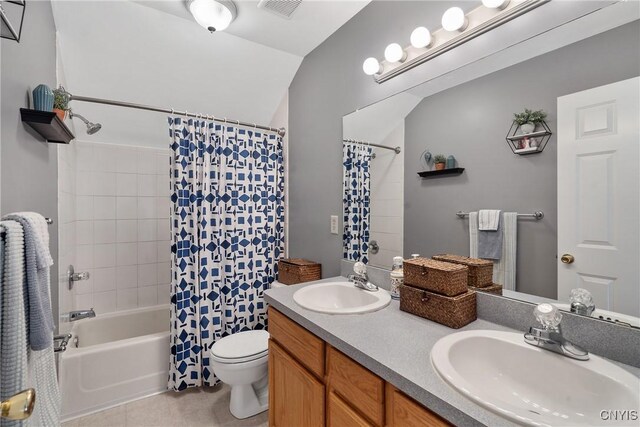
[342,16,640,328]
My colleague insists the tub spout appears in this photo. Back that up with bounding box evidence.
[68,308,96,322]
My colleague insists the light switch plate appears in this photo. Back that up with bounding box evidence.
[330,215,339,234]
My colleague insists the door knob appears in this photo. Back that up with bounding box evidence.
[561,254,575,264]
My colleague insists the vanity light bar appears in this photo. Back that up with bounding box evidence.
[371,0,549,84]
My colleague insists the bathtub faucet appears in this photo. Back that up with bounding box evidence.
[68,308,96,322]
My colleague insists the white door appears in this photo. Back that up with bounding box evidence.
[557,77,639,317]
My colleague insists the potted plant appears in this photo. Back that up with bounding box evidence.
[52,86,70,121]
[433,154,447,171]
[513,108,547,134]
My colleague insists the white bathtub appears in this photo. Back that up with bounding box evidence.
[60,305,170,421]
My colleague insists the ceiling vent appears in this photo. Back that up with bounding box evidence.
[257,0,302,20]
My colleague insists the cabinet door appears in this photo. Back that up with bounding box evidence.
[328,391,373,427]
[385,384,451,427]
[269,339,324,427]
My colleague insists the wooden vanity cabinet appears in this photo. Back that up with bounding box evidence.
[268,307,450,427]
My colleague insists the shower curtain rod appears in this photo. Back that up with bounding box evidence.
[66,93,286,137]
[343,138,401,154]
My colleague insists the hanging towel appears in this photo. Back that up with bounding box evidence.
[470,212,517,291]
[478,209,501,231]
[3,213,54,350]
[0,220,28,427]
[478,212,503,260]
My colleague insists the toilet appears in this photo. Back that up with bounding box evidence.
[211,329,270,419]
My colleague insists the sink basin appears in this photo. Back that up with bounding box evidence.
[293,281,391,314]
[431,330,640,426]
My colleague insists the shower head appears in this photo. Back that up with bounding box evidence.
[70,110,102,135]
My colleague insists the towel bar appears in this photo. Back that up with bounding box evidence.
[0,217,53,237]
[456,211,544,220]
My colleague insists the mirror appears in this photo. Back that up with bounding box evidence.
[342,16,640,327]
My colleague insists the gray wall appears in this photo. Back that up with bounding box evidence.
[1,1,59,323]
[404,22,639,299]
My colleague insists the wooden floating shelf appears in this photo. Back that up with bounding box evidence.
[20,108,75,144]
[417,168,465,178]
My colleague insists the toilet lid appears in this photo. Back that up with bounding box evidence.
[210,330,269,363]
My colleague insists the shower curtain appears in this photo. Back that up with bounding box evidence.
[342,142,372,264]
[168,117,284,391]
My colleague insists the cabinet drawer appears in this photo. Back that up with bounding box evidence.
[268,307,325,378]
[327,346,385,427]
[385,384,451,427]
[328,391,373,427]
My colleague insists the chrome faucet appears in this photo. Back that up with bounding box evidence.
[524,303,589,361]
[569,288,596,317]
[348,262,379,292]
[68,308,96,322]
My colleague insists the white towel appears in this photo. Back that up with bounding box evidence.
[470,212,517,291]
[478,209,501,231]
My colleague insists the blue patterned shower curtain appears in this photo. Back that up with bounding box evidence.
[342,142,372,264]
[168,117,284,391]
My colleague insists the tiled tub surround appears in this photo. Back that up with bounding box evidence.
[265,277,640,427]
[73,141,171,314]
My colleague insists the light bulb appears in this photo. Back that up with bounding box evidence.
[384,43,406,63]
[188,0,236,32]
[441,7,468,32]
[410,27,433,49]
[482,0,510,9]
[362,57,382,75]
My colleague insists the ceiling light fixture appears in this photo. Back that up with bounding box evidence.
[187,0,237,33]
[364,0,549,83]
[410,27,433,49]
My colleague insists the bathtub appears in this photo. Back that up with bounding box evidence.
[60,305,170,421]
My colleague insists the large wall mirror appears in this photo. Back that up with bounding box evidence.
[342,10,639,328]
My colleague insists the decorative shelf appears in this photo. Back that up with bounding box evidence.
[20,108,75,144]
[505,120,552,155]
[418,168,465,178]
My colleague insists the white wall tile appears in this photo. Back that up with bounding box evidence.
[94,145,119,173]
[75,293,93,309]
[76,221,93,245]
[93,267,116,292]
[137,197,156,219]
[138,263,158,287]
[116,174,137,197]
[76,196,93,220]
[137,219,157,242]
[93,291,117,314]
[116,220,137,243]
[94,244,116,268]
[156,175,169,197]
[74,271,94,295]
[157,219,170,241]
[157,285,170,305]
[116,242,138,266]
[156,262,171,285]
[76,144,94,171]
[156,197,169,219]
[116,147,137,173]
[76,171,93,195]
[94,220,116,244]
[92,172,117,196]
[116,197,138,219]
[137,150,156,175]
[116,265,138,289]
[94,196,116,220]
[156,241,170,263]
[156,152,169,175]
[116,289,137,311]
[138,286,158,308]
[138,241,157,264]
[137,174,157,197]
[76,245,94,269]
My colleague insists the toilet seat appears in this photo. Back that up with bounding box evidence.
[211,330,269,364]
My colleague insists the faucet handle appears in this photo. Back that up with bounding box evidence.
[534,303,562,329]
[353,261,367,275]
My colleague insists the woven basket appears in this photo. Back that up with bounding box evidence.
[432,254,493,287]
[403,257,468,297]
[278,258,321,285]
[470,283,503,295]
[399,284,477,329]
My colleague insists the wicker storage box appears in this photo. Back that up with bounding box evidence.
[432,254,494,287]
[399,284,477,329]
[278,258,321,285]
[470,283,503,295]
[403,258,468,297]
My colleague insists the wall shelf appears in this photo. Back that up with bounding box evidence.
[417,168,465,178]
[505,120,552,155]
[20,108,74,144]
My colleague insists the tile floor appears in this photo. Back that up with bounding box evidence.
[62,385,268,427]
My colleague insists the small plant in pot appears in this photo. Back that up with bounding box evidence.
[52,87,70,121]
[514,108,547,135]
[433,154,447,171]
